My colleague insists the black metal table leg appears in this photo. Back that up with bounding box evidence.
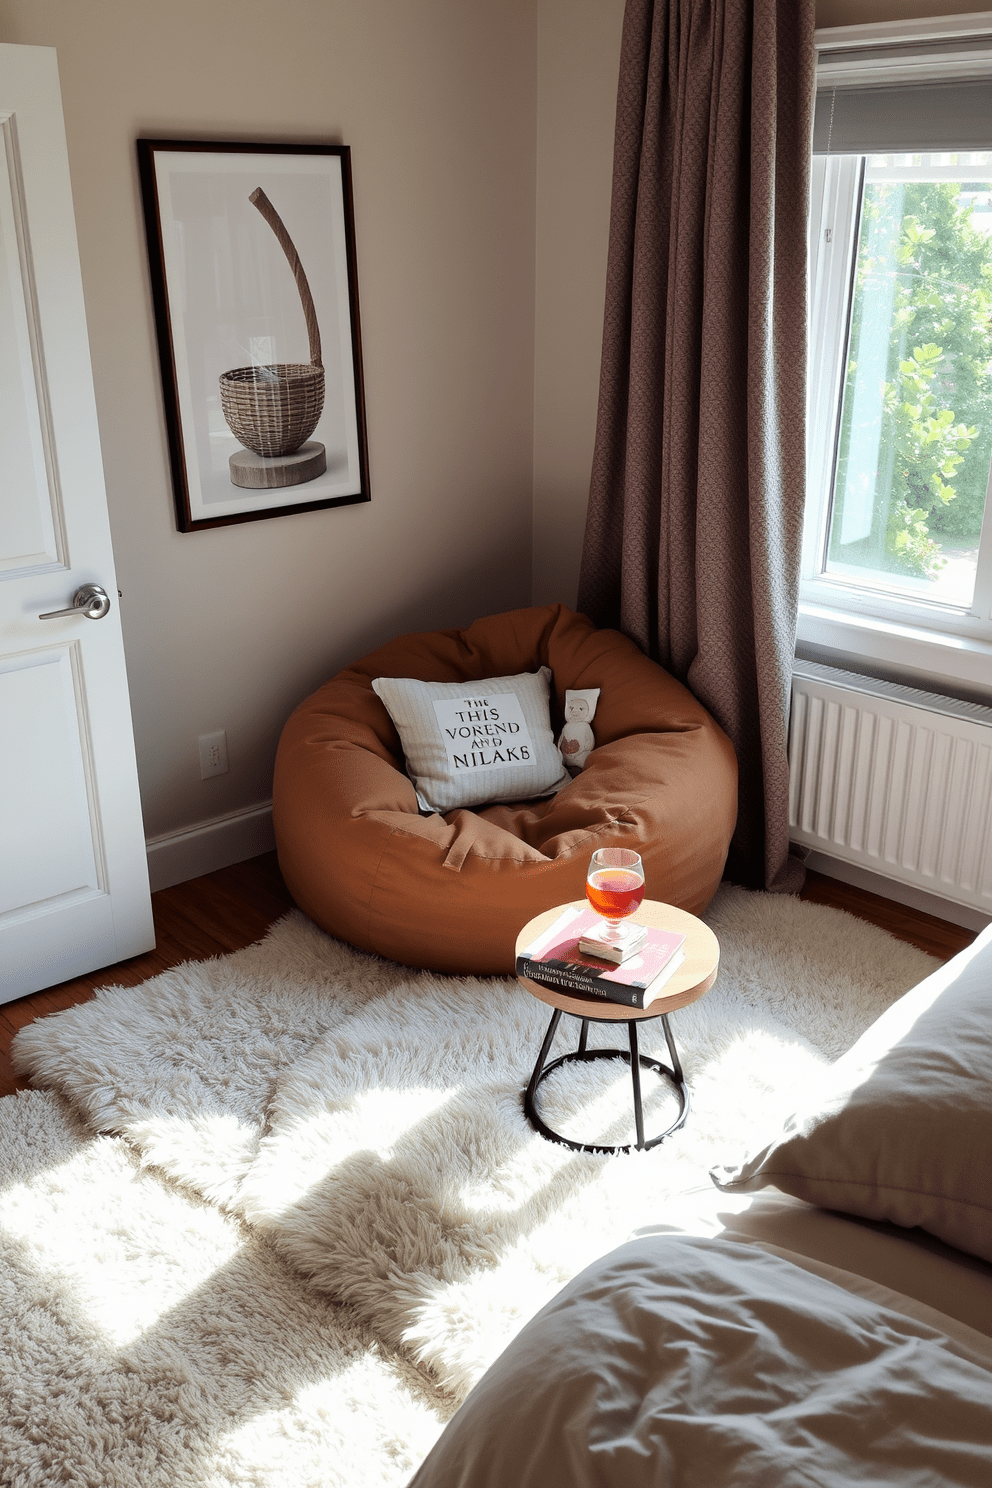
[628,1020,646,1150]
[525,1008,562,1114]
[523,1008,690,1155]
[661,1012,683,1085]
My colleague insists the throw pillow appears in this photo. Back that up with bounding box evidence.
[711,923,992,1263]
[371,667,571,814]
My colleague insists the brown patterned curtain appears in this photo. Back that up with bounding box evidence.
[578,0,815,892]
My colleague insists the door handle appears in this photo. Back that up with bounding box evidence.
[39,583,112,621]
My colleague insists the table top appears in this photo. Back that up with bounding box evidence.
[515,899,720,1022]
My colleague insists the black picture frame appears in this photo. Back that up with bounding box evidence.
[137,139,370,532]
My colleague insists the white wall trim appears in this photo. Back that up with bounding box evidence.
[796,601,992,703]
[145,801,275,893]
[803,849,991,934]
[815,12,992,52]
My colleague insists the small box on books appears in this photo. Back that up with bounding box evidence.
[577,923,647,962]
[516,906,686,1010]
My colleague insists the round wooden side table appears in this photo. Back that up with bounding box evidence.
[515,900,720,1155]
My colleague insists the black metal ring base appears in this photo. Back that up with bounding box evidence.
[523,1010,689,1155]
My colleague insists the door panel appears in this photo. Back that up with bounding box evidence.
[0,111,64,575]
[0,44,153,1001]
[0,648,100,914]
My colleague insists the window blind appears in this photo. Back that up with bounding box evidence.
[813,24,992,155]
[813,78,992,155]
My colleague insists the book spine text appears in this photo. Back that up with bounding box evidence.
[515,956,645,1008]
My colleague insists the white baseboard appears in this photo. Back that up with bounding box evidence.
[146,802,276,893]
[803,849,992,933]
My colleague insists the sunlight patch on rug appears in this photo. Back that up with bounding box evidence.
[0,1090,449,1487]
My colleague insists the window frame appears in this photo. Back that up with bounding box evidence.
[800,15,992,686]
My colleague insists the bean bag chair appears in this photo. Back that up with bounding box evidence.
[273,604,737,974]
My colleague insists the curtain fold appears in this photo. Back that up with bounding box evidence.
[578,0,815,893]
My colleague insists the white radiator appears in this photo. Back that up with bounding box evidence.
[789,660,992,915]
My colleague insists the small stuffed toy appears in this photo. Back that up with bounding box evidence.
[558,688,600,773]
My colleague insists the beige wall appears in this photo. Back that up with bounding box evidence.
[530,0,992,609]
[0,0,537,841]
[532,0,625,608]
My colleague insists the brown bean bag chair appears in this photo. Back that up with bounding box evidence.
[273,605,737,974]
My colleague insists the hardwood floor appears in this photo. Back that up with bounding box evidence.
[799,868,975,962]
[0,855,976,1101]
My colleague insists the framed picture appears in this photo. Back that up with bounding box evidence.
[137,140,370,531]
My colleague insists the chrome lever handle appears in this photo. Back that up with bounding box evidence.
[39,583,112,621]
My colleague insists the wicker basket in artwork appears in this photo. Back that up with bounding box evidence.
[219,188,324,459]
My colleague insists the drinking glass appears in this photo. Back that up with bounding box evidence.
[585,848,645,946]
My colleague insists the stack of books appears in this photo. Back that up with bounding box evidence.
[516,905,686,1010]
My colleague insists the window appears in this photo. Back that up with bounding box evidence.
[804,19,992,658]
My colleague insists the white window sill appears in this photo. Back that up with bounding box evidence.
[796,601,992,703]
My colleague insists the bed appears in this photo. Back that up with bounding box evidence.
[408,918,992,1485]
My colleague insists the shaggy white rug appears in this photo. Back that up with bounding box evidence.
[11,887,937,1414]
[0,1090,450,1487]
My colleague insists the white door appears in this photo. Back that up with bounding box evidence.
[0,44,153,1003]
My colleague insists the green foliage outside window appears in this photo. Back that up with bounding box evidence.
[831,179,992,579]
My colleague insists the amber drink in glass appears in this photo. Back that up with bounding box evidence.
[585,848,645,948]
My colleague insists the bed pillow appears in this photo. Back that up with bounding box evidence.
[711,922,992,1263]
[371,666,571,814]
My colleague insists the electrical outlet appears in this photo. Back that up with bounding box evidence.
[198,730,229,779]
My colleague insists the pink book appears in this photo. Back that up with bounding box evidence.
[518,905,685,991]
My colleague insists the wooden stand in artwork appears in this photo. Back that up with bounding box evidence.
[229,441,326,490]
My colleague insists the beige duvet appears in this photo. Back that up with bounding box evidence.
[408,1230,992,1486]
